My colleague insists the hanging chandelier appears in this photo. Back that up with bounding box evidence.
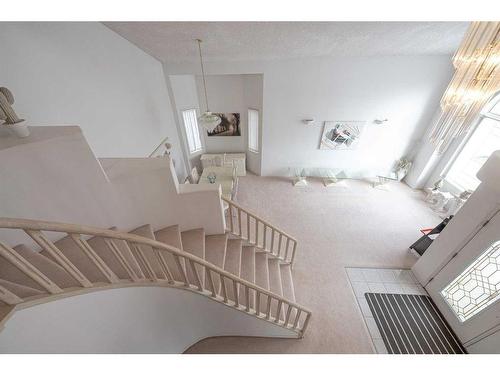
[430,22,500,152]
[195,39,221,132]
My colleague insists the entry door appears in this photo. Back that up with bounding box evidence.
[426,211,500,347]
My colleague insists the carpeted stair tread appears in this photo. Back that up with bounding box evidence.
[204,234,227,269]
[255,252,270,290]
[255,252,270,311]
[154,225,185,282]
[268,258,285,320]
[204,234,227,290]
[48,235,108,283]
[86,234,130,280]
[223,239,242,301]
[181,228,206,287]
[0,251,55,291]
[280,264,296,302]
[240,246,256,284]
[224,239,242,277]
[14,245,79,288]
[240,246,256,308]
[0,279,44,298]
[268,258,283,296]
[108,237,145,279]
[129,224,165,280]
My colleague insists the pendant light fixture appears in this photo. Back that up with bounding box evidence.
[429,22,500,152]
[196,39,221,132]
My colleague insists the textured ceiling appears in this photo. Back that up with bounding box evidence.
[104,22,469,63]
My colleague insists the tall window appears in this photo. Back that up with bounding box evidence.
[182,109,202,154]
[446,94,500,192]
[248,109,259,153]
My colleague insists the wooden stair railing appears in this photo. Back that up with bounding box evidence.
[222,197,298,266]
[0,218,311,337]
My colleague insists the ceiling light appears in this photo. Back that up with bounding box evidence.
[430,22,500,152]
[195,39,221,132]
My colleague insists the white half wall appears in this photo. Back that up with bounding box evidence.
[0,286,296,353]
[164,56,453,177]
[0,22,186,180]
[0,126,225,246]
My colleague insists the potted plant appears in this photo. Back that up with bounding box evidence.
[394,157,412,181]
[0,87,29,138]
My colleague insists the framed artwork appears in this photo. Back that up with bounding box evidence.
[319,121,366,150]
[207,113,241,136]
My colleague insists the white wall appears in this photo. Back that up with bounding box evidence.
[164,56,453,177]
[168,75,202,172]
[0,286,296,353]
[242,74,263,175]
[195,74,247,153]
[169,74,264,175]
[0,127,225,247]
[0,22,186,180]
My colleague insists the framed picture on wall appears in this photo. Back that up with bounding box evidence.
[319,121,366,150]
[207,113,241,136]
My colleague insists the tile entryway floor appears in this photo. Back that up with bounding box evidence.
[345,267,427,354]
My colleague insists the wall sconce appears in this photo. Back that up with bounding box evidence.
[302,119,315,125]
[373,118,388,125]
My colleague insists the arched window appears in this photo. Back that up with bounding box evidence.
[445,93,500,192]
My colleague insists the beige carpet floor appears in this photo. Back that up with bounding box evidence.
[185,175,441,353]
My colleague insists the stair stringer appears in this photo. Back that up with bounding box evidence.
[0,285,297,353]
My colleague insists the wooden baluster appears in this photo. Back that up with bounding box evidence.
[0,283,24,305]
[277,233,283,258]
[292,309,302,329]
[206,269,217,297]
[26,230,92,288]
[256,291,261,316]
[188,260,203,291]
[275,300,283,323]
[128,242,157,281]
[300,312,311,337]
[153,249,174,283]
[245,285,250,312]
[262,224,267,250]
[233,280,239,308]
[174,255,189,286]
[270,229,275,255]
[246,213,251,242]
[266,295,272,319]
[237,208,242,236]
[220,276,228,303]
[255,219,259,247]
[284,304,293,327]
[228,204,234,233]
[119,240,146,279]
[103,238,139,281]
[290,241,297,266]
[0,240,62,294]
[284,237,291,263]
[70,234,119,283]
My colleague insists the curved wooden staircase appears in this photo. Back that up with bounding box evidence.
[0,215,311,339]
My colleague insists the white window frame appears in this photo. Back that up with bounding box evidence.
[182,109,203,155]
[443,93,500,193]
[248,108,259,153]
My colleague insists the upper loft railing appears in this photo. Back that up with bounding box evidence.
[222,197,298,266]
[0,218,311,337]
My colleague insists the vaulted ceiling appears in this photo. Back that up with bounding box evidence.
[104,22,469,63]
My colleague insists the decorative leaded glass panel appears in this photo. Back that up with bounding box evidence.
[441,240,500,322]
